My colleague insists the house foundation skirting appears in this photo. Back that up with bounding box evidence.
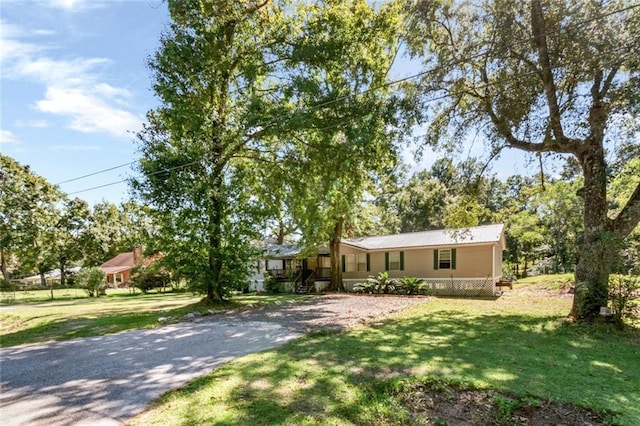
[419,277,495,297]
[342,277,495,297]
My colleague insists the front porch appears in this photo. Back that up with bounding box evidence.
[265,267,331,294]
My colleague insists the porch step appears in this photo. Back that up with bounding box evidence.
[295,281,315,294]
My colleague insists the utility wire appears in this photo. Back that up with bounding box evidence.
[58,2,638,187]
[55,161,135,185]
[61,3,639,194]
[65,40,636,196]
[66,160,201,195]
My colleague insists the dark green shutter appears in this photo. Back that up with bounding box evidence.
[342,255,346,272]
[400,251,405,271]
[433,250,439,270]
[451,248,457,270]
[366,253,370,271]
[385,252,389,271]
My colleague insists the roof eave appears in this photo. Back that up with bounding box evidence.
[342,239,503,252]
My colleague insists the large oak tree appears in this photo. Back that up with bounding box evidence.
[133,0,286,301]
[408,0,640,319]
[274,0,404,291]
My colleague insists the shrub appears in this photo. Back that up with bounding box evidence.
[263,273,281,293]
[353,272,399,294]
[0,279,16,292]
[0,279,17,303]
[501,264,517,281]
[372,272,399,294]
[353,280,377,294]
[75,267,106,297]
[131,265,171,294]
[399,277,426,295]
[608,274,639,328]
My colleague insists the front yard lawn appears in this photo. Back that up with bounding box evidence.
[130,283,640,425]
[0,291,307,347]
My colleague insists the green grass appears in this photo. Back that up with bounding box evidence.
[0,291,308,347]
[1,286,121,303]
[513,272,574,289]
[130,286,640,426]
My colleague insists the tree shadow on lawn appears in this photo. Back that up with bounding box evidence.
[0,300,214,347]
[143,311,640,425]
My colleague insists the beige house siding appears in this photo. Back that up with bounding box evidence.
[493,244,503,280]
[339,245,370,281]
[340,243,496,281]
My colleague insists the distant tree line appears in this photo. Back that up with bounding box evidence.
[1,154,153,297]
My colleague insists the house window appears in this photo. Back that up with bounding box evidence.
[319,256,331,268]
[345,254,356,272]
[357,254,368,272]
[434,248,456,270]
[439,249,451,269]
[267,259,284,270]
[115,273,123,284]
[385,251,404,271]
[389,252,401,270]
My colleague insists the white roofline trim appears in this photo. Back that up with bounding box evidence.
[342,240,501,252]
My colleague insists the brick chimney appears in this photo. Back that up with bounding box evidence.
[133,246,143,266]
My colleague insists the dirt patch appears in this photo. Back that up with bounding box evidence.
[509,282,575,299]
[215,293,430,333]
[400,381,608,426]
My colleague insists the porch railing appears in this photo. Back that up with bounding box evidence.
[315,267,331,279]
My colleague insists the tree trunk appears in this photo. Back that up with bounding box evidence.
[571,144,612,319]
[38,266,53,300]
[207,158,225,303]
[59,257,67,287]
[276,220,285,245]
[329,217,345,292]
[208,190,225,302]
[1,249,9,282]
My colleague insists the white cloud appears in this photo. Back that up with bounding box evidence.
[51,144,102,151]
[94,83,132,100]
[2,20,143,140]
[0,20,53,61]
[0,35,44,63]
[15,120,49,128]
[37,86,142,138]
[49,0,82,8]
[33,29,56,36]
[19,57,110,86]
[0,130,20,144]
[46,0,102,12]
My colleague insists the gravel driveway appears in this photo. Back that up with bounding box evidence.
[0,294,428,425]
[219,293,428,332]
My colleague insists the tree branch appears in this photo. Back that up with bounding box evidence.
[530,0,566,143]
[610,181,640,239]
[477,64,545,152]
[599,63,622,99]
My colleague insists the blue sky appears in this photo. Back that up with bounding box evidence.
[1,0,169,205]
[1,0,543,206]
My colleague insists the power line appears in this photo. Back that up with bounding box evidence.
[58,2,638,186]
[66,160,201,195]
[65,41,635,196]
[55,161,135,185]
[66,179,129,195]
[61,3,639,194]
